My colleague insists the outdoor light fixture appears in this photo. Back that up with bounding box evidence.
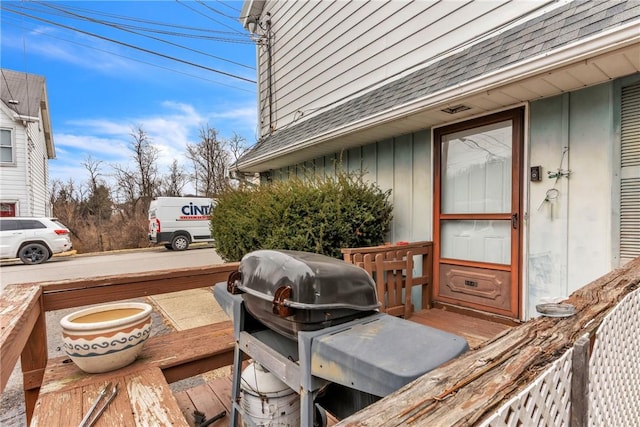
[246,12,271,42]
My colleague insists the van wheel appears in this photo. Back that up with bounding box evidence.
[19,243,50,265]
[171,235,189,251]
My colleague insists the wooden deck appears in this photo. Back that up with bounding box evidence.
[170,307,511,425]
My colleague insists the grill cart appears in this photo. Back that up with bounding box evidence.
[214,250,469,426]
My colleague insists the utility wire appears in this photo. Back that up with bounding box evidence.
[1,5,257,84]
[196,0,239,21]
[214,0,241,13]
[26,0,245,37]
[1,19,255,93]
[28,1,251,42]
[176,0,244,35]
[31,1,255,70]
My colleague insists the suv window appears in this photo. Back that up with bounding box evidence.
[17,219,46,230]
[0,219,18,231]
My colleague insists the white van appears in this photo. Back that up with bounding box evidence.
[148,197,215,250]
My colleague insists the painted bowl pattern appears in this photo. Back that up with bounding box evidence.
[60,302,152,373]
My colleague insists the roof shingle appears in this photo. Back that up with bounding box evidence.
[239,0,639,167]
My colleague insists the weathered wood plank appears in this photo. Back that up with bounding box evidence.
[410,308,511,349]
[186,382,228,426]
[209,376,233,415]
[337,257,640,426]
[39,321,234,395]
[40,263,239,311]
[32,368,187,426]
[0,284,42,393]
[127,369,189,426]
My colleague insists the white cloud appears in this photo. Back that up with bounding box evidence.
[49,97,257,192]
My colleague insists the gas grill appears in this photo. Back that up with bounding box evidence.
[214,249,469,426]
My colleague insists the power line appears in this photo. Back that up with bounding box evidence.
[32,1,255,70]
[28,1,245,37]
[1,4,257,84]
[1,19,255,93]
[176,0,244,35]
[196,0,239,21]
[214,0,241,14]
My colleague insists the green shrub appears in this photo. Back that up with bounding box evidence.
[211,172,393,261]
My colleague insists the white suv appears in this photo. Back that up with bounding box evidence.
[0,217,73,265]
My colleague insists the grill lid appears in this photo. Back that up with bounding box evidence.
[230,249,379,312]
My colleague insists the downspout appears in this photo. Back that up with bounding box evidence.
[266,18,274,134]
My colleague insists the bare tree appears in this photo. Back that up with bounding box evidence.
[112,126,160,213]
[186,124,231,197]
[130,127,159,203]
[161,159,188,196]
[228,132,248,164]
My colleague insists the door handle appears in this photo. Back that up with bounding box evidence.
[511,213,518,229]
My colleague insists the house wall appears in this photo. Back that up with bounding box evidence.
[0,108,50,217]
[26,111,51,217]
[269,76,637,318]
[257,0,553,136]
[0,109,30,216]
[527,83,616,317]
[270,130,432,245]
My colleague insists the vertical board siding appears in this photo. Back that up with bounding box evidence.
[528,82,616,318]
[392,134,413,241]
[566,83,613,291]
[270,130,432,246]
[528,95,570,318]
[257,0,552,135]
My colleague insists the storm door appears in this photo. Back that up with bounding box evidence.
[433,108,523,318]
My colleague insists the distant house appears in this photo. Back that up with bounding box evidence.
[0,69,55,217]
[237,0,640,320]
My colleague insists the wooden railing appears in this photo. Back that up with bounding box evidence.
[336,256,640,426]
[342,241,433,309]
[0,263,239,425]
[5,252,639,425]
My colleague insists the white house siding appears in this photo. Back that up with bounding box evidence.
[0,108,51,217]
[257,0,553,136]
[270,75,637,319]
[26,117,50,217]
[0,109,29,216]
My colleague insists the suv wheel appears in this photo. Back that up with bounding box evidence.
[171,234,189,251]
[19,243,50,265]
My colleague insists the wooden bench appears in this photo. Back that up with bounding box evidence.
[1,263,240,426]
[31,322,235,426]
[341,241,433,309]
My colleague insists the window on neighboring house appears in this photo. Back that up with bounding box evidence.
[1,128,14,164]
[0,203,16,217]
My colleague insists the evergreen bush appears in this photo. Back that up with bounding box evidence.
[211,172,393,261]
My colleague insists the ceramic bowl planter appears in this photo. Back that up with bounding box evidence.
[60,302,153,373]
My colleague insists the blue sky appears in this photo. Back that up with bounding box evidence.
[1,0,257,189]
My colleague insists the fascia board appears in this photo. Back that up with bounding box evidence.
[238,19,640,170]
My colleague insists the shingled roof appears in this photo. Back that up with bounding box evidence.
[1,68,55,158]
[1,69,47,119]
[238,0,640,168]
